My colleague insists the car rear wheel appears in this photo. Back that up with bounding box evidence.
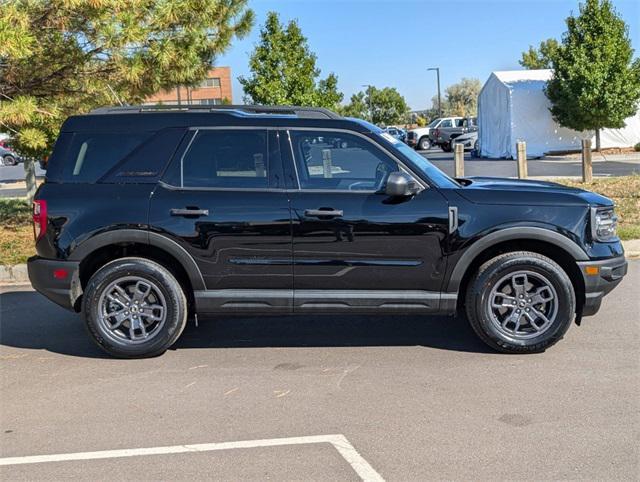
[418,137,431,150]
[83,257,188,358]
[2,155,17,166]
[465,251,575,353]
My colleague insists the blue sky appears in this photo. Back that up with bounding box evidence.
[217,0,640,110]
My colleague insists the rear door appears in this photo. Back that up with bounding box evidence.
[282,129,450,313]
[149,128,293,314]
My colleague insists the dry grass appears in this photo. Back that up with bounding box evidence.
[556,175,640,240]
[0,177,638,265]
[0,225,34,265]
[0,198,34,265]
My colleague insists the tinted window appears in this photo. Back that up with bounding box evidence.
[62,131,152,182]
[290,131,397,191]
[180,130,269,188]
[440,119,453,128]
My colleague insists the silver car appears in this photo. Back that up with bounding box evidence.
[0,145,20,166]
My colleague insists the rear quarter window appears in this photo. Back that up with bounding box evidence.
[60,131,153,183]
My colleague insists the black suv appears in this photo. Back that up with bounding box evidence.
[28,105,628,358]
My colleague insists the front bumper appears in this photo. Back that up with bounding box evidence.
[27,256,81,311]
[577,255,628,316]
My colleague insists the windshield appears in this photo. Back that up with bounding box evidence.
[374,131,460,188]
[427,118,440,128]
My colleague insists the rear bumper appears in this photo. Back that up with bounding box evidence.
[27,256,81,311]
[577,255,628,316]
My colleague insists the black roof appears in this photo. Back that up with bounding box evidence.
[90,104,342,119]
[63,104,366,132]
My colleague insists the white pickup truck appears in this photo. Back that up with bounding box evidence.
[406,117,462,151]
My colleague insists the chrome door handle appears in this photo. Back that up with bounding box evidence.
[170,208,209,217]
[304,209,343,218]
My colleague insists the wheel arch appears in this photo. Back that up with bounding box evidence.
[447,228,587,314]
[69,229,205,311]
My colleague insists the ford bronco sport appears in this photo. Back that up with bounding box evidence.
[28,105,628,358]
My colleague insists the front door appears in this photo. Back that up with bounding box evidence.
[283,129,450,313]
[149,129,292,313]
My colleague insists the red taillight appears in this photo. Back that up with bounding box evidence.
[33,200,47,242]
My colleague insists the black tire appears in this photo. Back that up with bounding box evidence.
[82,257,188,358]
[2,155,17,166]
[441,142,452,153]
[465,251,575,354]
[418,137,431,150]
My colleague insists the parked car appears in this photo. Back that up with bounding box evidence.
[0,144,20,166]
[430,117,477,152]
[407,117,445,150]
[382,126,407,143]
[451,130,478,153]
[28,104,627,358]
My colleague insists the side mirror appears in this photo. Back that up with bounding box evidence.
[385,172,421,197]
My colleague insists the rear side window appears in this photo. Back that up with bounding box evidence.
[61,131,152,182]
[169,130,270,189]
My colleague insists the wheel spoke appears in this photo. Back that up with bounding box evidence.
[511,273,528,297]
[109,311,129,330]
[523,311,541,331]
[114,285,132,302]
[530,308,552,329]
[529,286,555,305]
[132,281,152,303]
[492,293,517,309]
[139,304,164,322]
[107,294,126,307]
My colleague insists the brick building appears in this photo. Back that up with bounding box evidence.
[144,67,232,106]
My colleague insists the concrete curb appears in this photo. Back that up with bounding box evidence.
[2,241,639,285]
[0,264,29,284]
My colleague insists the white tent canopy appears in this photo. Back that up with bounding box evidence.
[478,69,640,159]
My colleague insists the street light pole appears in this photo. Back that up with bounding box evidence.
[427,67,442,118]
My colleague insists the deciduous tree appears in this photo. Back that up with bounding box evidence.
[520,39,560,69]
[546,0,640,150]
[239,12,342,109]
[445,78,481,117]
[340,86,408,125]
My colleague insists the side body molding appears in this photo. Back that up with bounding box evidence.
[445,227,589,294]
[68,229,206,291]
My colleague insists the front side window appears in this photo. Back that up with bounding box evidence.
[289,131,398,191]
[178,130,269,189]
[440,119,453,128]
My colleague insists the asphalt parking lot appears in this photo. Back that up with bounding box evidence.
[1,261,639,480]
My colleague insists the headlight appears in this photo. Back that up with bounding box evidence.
[590,207,618,241]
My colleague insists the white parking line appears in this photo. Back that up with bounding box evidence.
[0,434,384,482]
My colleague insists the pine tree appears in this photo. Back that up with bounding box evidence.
[0,0,254,158]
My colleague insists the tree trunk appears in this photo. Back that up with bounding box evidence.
[595,128,601,152]
[24,159,37,203]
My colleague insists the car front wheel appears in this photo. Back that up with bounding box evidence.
[418,137,431,150]
[2,155,17,166]
[83,257,188,358]
[465,251,575,353]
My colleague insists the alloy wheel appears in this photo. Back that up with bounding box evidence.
[487,270,558,340]
[97,276,167,345]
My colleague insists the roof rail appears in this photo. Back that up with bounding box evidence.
[89,104,342,120]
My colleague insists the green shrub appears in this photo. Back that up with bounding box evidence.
[0,198,32,228]
[634,142,640,152]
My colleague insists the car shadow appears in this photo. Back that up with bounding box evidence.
[0,290,493,358]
